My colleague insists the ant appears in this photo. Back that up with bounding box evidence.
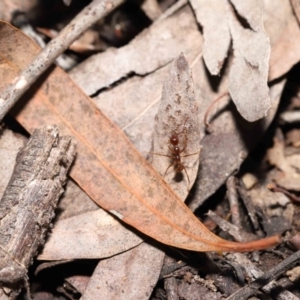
[153,118,199,188]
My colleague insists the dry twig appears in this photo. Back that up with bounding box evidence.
[226,250,300,300]
[0,125,76,299]
[226,176,242,228]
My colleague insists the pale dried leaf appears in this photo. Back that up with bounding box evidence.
[38,209,144,260]
[81,242,164,300]
[228,1,271,122]
[189,0,231,75]
[229,0,264,31]
[57,180,99,220]
[70,6,202,95]
[153,54,201,199]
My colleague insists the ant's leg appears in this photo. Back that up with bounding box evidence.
[164,162,174,178]
[151,152,173,158]
[179,132,188,153]
[181,164,191,189]
[181,151,201,157]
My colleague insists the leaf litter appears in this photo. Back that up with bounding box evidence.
[93,1,296,209]
[0,29,283,300]
[1,0,300,298]
[1,22,279,254]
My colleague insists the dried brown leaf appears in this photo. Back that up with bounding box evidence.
[188,0,231,75]
[153,54,200,199]
[70,6,202,95]
[0,22,280,252]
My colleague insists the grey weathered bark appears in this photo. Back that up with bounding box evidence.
[0,125,76,299]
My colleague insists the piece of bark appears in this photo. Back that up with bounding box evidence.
[0,125,76,298]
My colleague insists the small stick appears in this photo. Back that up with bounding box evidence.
[226,176,242,228]
[268,183,300,203]
[0,126,76,298]
[0,0,124,122]
[226,250,300,300]
[237,181,260,232]
[207,210,258,243]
